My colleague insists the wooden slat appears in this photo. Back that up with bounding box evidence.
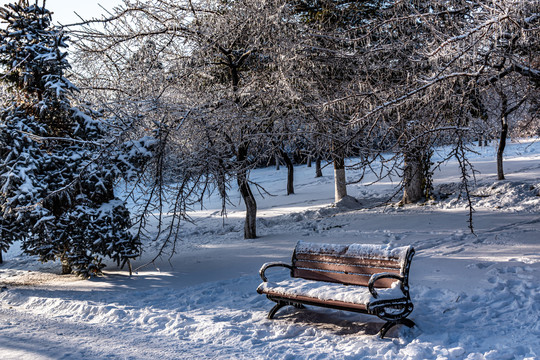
[295,253,402,269]
[293,268,398,288]
[294,260,401,276]
[295,247,403,260]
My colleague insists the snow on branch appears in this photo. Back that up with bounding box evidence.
[14,130,104,146]
[427,14,509,57]
[405,126,471,147]
[350,71,481,126]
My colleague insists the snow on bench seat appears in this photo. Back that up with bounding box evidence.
[257,277,406,307]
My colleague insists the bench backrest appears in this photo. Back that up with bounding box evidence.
[291,241,414,288]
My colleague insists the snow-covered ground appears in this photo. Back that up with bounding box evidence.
[1,139,539,360]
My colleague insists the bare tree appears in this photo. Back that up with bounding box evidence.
[69,0,301,241]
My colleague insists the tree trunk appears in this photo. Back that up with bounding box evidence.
[315,158,322,178]
[127,260,133,277]
[61,254,72,275]
[0,251,3,264]
[217,165,227,216]
[496,89,527,181]
[497,116,508,180]
[238,171,257,239]
[237,146,257,239]
[280,150,294,195]
[333,156,347,202]
[307,155,312,168]
[497,91,509,181]
[275,155,280,170]
[402,152,424,204]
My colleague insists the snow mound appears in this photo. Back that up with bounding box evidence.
[334,195,362,210]
[435,180,540,212]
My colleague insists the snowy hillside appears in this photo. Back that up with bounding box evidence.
[1,139,539,360]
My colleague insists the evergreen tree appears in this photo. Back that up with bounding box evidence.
[0,1,141,276]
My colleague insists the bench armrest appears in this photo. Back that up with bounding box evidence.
[368,272,405,299]
[259,262,293,282]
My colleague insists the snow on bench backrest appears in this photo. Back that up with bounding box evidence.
[292,241,414,288]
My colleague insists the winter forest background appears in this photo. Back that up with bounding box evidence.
[0,0,539,359]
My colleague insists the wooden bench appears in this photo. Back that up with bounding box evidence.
[257,241,415,338]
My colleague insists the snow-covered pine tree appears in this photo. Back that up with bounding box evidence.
[0,1,141,276]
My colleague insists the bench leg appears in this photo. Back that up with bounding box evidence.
[400,318,415,328]
[378,318,415,338]
[268,301,305,319]
[268,302,286,319]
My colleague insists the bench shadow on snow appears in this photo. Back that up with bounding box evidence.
[270,305,405,338]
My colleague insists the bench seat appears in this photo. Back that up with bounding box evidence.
[258,277,406,308]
